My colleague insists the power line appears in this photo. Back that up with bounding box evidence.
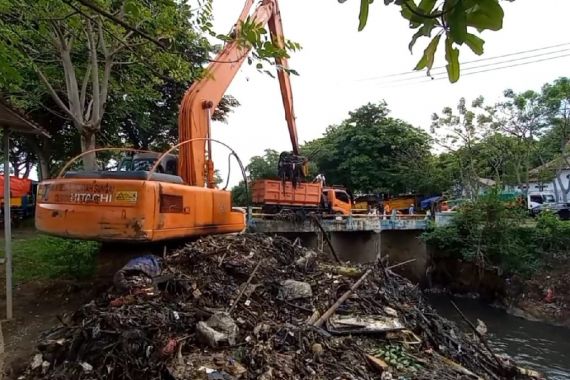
[376,53,570,89]
[355,41,570,82]
[373,48,570,86]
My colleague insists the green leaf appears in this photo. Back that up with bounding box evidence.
[465,0,504,31]
[464,33,484,55]
[418,0,437,13]
[409,29,424,53]
[408,19,435,52]
[124,0,142,19]
[447,0,467,44]
[400,5,422,27]
[445,36,460,83]
[414,54,427,70]
[358,0,370,31]
[415,33,441,74]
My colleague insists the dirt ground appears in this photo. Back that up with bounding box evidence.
[0,279,107,379]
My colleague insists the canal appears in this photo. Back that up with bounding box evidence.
[428,295,570,379]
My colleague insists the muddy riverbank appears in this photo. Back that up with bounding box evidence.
[428,257,570,328]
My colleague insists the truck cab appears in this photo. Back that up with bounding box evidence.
[323,187,352,215]
[527,191,556,210]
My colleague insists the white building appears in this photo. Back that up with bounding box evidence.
[526,157,570,202]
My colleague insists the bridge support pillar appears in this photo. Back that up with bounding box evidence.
[330,231,381,263]
[276,232,380,263]
[380,230,427,283]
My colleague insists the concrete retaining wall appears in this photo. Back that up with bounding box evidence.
[274,230,428,283]
[380,230,427,283]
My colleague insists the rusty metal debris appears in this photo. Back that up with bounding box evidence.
[21,233,542,380]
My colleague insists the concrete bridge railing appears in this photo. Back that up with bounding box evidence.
[248,213,430,233]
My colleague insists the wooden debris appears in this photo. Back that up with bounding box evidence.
[365,354,389,372]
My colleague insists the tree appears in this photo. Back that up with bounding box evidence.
[0,0,212,170]
[230,149,280,206]
[473,133,520,185]
[431,152,462,197]
[304,102,433,194]
[102,80,240,151]
[343,0,509,82]
[231,181,250,207]
[246,149,281,180]
[431,97,489,198]
[540,77,570,201]
[494,89,548,190]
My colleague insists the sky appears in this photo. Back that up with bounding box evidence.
[205,0,570,187]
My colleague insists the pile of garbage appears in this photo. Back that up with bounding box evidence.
[22,233,542,379]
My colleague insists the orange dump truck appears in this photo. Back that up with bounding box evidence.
[251,180,352,215]
[0,176,36,225]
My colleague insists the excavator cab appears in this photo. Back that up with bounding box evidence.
[117,153,178,175]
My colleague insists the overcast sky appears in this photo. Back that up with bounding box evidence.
[205,0,570,187]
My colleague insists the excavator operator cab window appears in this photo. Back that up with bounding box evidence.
[165,158,177,175]
[135,158,168,173]
[118,158,164,172]
[118,158,133,171]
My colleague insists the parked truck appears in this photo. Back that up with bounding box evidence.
[251,179,352,216]
[0,176,36,226]
[527,191,570,220]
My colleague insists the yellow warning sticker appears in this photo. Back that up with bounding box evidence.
[114,191,138,203]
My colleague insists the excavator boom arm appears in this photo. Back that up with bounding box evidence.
[267,1,299,155]
[178,0,300,187]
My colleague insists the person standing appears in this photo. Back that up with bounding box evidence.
[409,203,415,215]
[384,203,392,218]
[314,173,326,186]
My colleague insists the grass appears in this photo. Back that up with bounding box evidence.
[0,228,100,283]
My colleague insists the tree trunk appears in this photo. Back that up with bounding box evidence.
[9,158,19,177]
[23,158,32,178]
[81,131,97,171]
[26,137,50,181]
[38,155,49,181]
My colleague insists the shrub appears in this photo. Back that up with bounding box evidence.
[422,189,541,276]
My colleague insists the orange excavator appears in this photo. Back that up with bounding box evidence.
[35,0,303,242]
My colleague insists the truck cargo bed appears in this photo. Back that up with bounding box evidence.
[251,180,322,207]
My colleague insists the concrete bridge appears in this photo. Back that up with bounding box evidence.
[247,210,456,233]
[247,211,457,283]
[248,214,429,233]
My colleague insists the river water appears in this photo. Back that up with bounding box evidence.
[427,295,570,380]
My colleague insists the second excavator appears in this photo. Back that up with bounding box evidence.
[35,0,306,242]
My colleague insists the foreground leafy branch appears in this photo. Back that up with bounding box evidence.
[347,0,508,83]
